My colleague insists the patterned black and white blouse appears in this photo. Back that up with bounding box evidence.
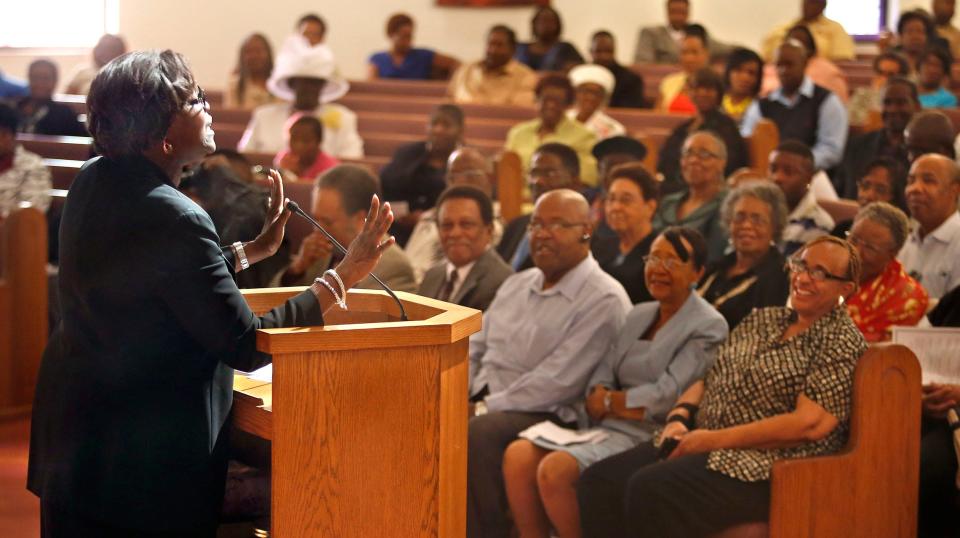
[696,305,867,482]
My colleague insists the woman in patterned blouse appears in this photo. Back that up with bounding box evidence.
[578,236,868,538]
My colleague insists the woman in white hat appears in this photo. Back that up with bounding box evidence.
[567,64,626,141]
[238,36,363,159]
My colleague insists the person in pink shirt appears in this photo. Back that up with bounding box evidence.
[275,114,339,181]
[761,24,849,103]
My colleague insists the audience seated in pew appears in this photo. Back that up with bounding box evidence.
[505,75,598,189]
[566,64,625,141]
[847,52,911,127]
[225,33,279,110]
[589,136,649,240]
[882,9,949,74]
[832,156,908,239]
[656,24,710,113]
[769,141,834,256]
[761,24,849,103]
[273,115,340,182]
[368,13,460,80]
[837,77,917,199]
[448,25,537,107]
[64,34,126,95]
[651,131,729,263]
[466,189,631,538]
[179,162,290,289]
[276,164,416,292]
[907,109,957,163]
[503,227,728,538]
[721,47,764,125]
[379,104,464,246]
[15,59,86,137]
[514,6,584,72]
[590,164,659,304]
[741,39,848,172]
[634,0,735,64]
[698,181,791,330]
[761,0,855,61]
[0,103,51,217]
[418,186,512,311]
[238,36,363,158]
[844,201,928,343]
[587,31,647,109]
[498,143,582,272]
[918,45,959,108]
[578,236,866,538]
[658,67,747,192]
[406,147,503,284]
[898,153,960,299]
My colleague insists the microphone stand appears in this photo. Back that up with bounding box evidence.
[286,200,408,322]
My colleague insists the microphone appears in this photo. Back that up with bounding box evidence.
[286,200,408,322]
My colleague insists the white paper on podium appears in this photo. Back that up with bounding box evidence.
[243,364,273,382]
[892,326,960,385]
[519,421,609,446]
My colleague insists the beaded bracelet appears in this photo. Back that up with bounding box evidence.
[315,276,347,310]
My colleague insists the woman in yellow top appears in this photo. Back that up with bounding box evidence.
[505,74,598,190]
[721,48,763,125]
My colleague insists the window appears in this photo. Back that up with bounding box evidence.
[2,0,119,48]
[825,0,890,38]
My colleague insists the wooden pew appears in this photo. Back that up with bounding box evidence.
[0,206,48,412]
[746,119,779,175]
[43,158,84,190]
[17,134,92,161]
[713,344,921,538]
[495,151,524,222]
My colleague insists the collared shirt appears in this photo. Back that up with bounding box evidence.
[504,116,599,187]
[469,254,631,422]
[697,306,867,482]
[898,211,960,299]
[781,188,834,256]
[846,259,928,342]
[404,204,503,284]
[444,259,476,301]
[761,15,855,61]
[566,108,626,141]
[447,59,537,106]
[740,76,849,170]
[0,145,51,217]
[237,102,364,158]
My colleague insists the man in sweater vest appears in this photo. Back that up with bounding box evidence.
[740,39,848,172]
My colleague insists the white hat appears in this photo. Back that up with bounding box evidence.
[267,35,349,103]
[568,64,615,95]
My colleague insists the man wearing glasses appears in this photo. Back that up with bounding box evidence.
[466,189,631,538]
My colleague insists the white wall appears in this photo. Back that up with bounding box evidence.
[0,0,916,93]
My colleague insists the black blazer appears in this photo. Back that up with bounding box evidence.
[28,155,323,531]
[418,249,513,311]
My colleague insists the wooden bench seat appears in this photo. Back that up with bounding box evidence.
[18,134,92,161]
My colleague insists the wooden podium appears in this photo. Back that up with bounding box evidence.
[234,288,482,538]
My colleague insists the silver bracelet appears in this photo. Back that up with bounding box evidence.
[232,241,249,271]
[314,276,346,310]
[324,269,347,300]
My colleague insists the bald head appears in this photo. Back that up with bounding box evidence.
[905,110,956,162]
[535,188,591,220]
[446,147,493,196]
[530,189,593,286]
[906,153,960,234]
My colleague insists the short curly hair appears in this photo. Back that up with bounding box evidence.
[87,50,196,159]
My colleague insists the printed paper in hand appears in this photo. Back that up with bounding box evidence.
[519,421,609,446]
[892,326,960,385]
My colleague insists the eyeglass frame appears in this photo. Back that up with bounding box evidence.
[784,257,850,282]
[526,219,589,234]
[185,86,209,111]
[642,254,690,271]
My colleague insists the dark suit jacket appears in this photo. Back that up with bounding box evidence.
[27,155,323,531]
[418,249,513,311]
[834,129,909,201]
[495,213,534,271]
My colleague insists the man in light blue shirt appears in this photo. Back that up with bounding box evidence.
[0,69,29,100]
[466,189,631,538]
[740,39,848,172]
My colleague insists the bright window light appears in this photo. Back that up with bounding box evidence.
[825,0,888,37]
[2,0,119,48]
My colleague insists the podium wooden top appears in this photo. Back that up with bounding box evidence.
[241,287,482,354]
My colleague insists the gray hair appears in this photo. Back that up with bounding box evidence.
[720,180,789,242]
[316,164,381,216]
[852,201,911,253]
[683,129,728,162]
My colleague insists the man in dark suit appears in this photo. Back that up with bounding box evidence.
[419,186,512,311]
[633,0,734,64]
[496,142,581,271]
[589,31,647,109]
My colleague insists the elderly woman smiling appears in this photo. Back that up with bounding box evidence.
[566,64,626,141]
[578,236,867,538]
[502,227,728,538]
[698,181,791,329]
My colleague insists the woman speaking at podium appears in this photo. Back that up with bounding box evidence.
[27,50,394,537]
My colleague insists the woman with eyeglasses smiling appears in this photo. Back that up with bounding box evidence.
[578,236,867,538]
[843,202,928,342]
[698,181,791,330]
